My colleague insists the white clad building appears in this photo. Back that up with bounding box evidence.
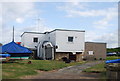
[21,29,85,61]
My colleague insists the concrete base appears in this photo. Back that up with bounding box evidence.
[55,52,83,61]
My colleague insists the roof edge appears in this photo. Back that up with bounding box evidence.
[49,29,85,33]
[21,32,45,37]
[21,29,85,37]
[85,42,106,44]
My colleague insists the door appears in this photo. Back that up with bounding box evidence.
[69,53,76,61]
[45,47,52,60]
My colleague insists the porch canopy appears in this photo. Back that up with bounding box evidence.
[0,41,32,54]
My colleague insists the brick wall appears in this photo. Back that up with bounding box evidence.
[55,52,69,61]
[84,42,106,60]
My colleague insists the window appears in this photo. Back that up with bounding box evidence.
[33,37,38,42]
[88,51,94,55]
[68,37,74,42]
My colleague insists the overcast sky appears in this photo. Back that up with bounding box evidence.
[0,0,119,48]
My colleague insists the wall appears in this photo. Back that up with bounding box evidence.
[76,52,84,61]
[84,42,106,60]
[21,33,45,49]
[55,52,69,61]
[21,29,85,61]
[21,30,85,53]
[55,52,83,62]
[55,30,85,53]
[49,31,56,46]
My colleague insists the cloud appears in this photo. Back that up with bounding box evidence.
[2,2,39,24]
[85,30,118,48]
[0,3,2,43]
[59,3,117,18]
[16,17,24,23]
[93,7,117,29]
[0,2,118,48]
[1,2,38,44]
[2,23,53,44]
[85,31,99,41]
[59,2,118,48]
[58,2,89,17]
[118,29,120,47]
[97,32,118,48]
[0,0,119,2]
[1,2,52,44]
[58,3,117,28]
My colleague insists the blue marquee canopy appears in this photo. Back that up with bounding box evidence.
[0,41,32,54]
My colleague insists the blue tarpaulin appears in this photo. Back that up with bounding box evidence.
[106,59,120,64]
[0,54,11,57]
[0,41,32,54]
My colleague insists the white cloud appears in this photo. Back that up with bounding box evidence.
[118,29,120,47]
[0,0,119,2]
[58,3,117,28]
[2,23,53,44]
[58,2,89,17]
[2,2,39,23]
[97,32,118,48]
[59,3,117,18]
[1,2,52,44]
[0,2,118,48]
[59,2,118,48]
[16,17,24,23]
[85,31,99,41]
[0,3,2,43]
[1,2,38,44]
[85,30,118,48]
[93,7,117,29]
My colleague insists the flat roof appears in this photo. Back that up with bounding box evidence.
[85,42,106,44]
[21,32,44,37]
[21,29,85,37]
[50,29,85,33]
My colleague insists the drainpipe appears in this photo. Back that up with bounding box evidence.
[37,42,41,58]
[43,47,46,60]
[52,47,54,60]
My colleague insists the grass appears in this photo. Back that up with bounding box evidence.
[106,56,120,60]
[2,60,86,79]
[83,63,106,73]
[3,56,119,79]
[83,62,106,79]
[83,56,120,79]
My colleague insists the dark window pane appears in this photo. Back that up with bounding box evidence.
[68,37,73,42]
[33,38,38,42]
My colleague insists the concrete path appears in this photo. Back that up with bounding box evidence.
[22,61,104,79]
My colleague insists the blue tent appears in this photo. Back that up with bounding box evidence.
[0,41,32,54]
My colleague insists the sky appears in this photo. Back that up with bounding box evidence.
[0,0,119,48]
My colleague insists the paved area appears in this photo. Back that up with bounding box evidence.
[22,61,104,79]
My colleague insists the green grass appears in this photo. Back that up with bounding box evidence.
[2,60,86,79]
[83,63,106,79]
[83,56,120,74]
[83,63,106,73]
[106,56,120,60]
[83,56,120,79]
